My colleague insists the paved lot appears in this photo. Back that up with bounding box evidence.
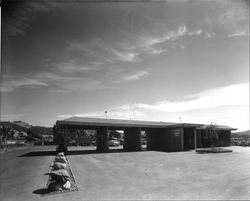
[0,146,249,200]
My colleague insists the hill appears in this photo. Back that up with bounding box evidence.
[12,121,32,129]
[231,130,250,146]
[231,130,250,137]
[0,121,53,141]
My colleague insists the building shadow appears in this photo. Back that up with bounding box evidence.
[19,148,147,157]
[33,188,51,195]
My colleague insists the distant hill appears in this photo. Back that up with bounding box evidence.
[29,126,53,136]
[0,121,30,132]
[0,121,53,141]
[12,121,32,129]
[232,130,250,137]
[231,130,250,146]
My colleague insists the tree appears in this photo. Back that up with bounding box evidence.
[53,124,60,143]
[204,123,219,148]
[27,128,43,140]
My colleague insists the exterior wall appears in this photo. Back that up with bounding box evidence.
[146,128,184,151]
[146,128,163,151]
[124,127,141,151]
[170,128,184,151]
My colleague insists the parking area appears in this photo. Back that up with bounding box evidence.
[0,146,249,200]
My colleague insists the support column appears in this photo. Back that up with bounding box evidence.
[197,131,202,148]
[57,125,68,154]
[146,128,158,150]
[146,128,154,150]
[180,128,184,151]
[194,129,197,151]
[124,127,141,151]
[96,127,109,152]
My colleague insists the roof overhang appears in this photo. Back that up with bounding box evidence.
[56,117,237,131]
[196,125,237,131]
[56,117,203,129]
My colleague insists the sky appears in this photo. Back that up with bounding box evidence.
[1,0,249,131]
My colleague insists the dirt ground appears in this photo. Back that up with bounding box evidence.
[0,146,249,201]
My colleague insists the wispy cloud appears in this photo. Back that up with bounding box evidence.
[228,31,249,37]
[204,32,216,39]
[105,83,249,115]
[218,0,249,27]
[0,71,105,93]
[108,48,139,62]
[50,89,71,93]
[217,0,249,37]
[113,70,150,84]
[57,24,203,73]
[124,83,249,112]
[139,25,202,55]
[58,110,145,120]
[66,42,95,56]
[2,1,53,40]
[39,72,105,92]
[57,78,105,92]
[57,83,249,127]
[142,25,202,46]
[54,61,99,74]
[0,77,48,92]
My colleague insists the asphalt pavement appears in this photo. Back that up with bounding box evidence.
[0,146,249,201]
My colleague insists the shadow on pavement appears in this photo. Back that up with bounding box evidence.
[19,151,56,157]
[19,148,146,157]
[33,188,51,195]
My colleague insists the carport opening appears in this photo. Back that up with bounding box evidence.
[141,130,147,148]
[68,129,97,151]
[108,130,123,148]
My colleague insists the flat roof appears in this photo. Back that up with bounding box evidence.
[56,117,204,129]
[196,125,237,131]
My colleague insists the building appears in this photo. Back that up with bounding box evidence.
[56,117,236,152]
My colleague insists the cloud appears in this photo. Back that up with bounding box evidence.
[53,77,106,92]
[143,25,202,46]
[108,48,139,62]
[50,89,71,93]
[54,61,98,74]
[139,25,203,55]
[228,31,249,37]
[218,0,249,27]
[148,48,166,55]
[37,72,81,81]
[205,32,216,39]
[58,110,145,120]
[2,1,53,40]
[0,71,105,93]
[113,70,150,84]
[113,82,249,113]
[57,83,249,129]
[0,77,48,92]
[217,0,249,36]
[59,25,202,72]
[66,42,95,56]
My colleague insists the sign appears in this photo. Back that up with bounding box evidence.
[173,129,181,137]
